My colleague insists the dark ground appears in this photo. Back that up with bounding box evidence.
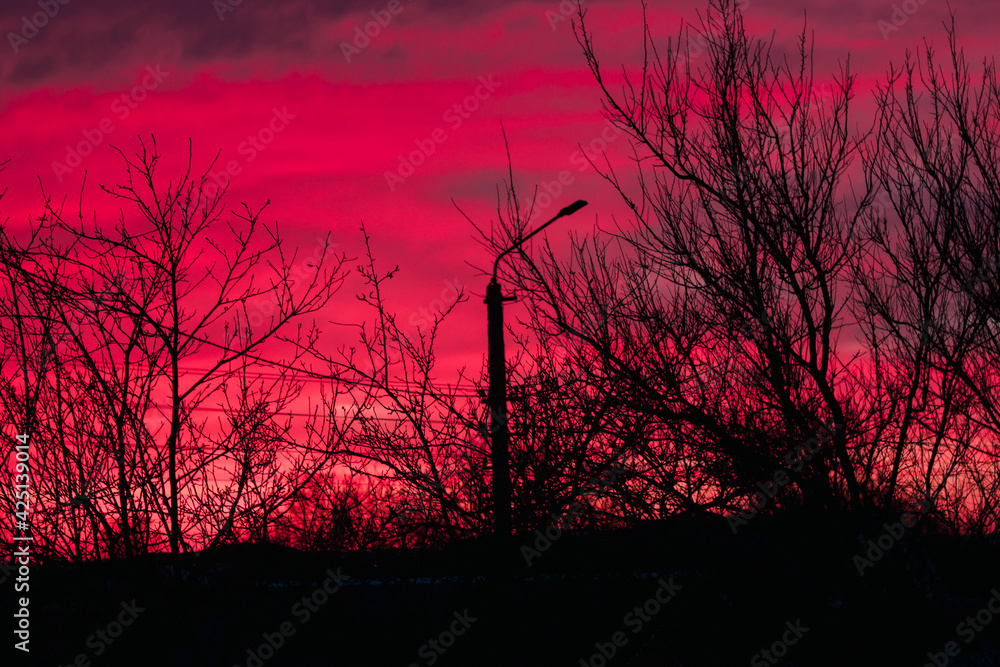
[3,512,999,666]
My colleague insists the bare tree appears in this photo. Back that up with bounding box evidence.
[0,137,349,557]
[300,225,494,548]
[476,0,876,523]
[861,15,1000,531]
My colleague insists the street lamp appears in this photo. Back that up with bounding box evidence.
[486,199,588,541]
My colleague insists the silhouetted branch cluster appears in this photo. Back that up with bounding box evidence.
[1,1,999,562]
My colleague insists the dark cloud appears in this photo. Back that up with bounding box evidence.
[0,0,384,87]
[0,0,565,88]
[2,0,992,92]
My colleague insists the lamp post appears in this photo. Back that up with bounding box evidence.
[486,200,588,542]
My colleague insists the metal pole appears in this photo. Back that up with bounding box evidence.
[486,280,513,541]
[485,200,588,543]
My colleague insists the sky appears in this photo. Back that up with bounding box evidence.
[0,0,995,381]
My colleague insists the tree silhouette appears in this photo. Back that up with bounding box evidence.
[0,138,348,557]
[477,0,871,522]
[860,15,1000,531]
[1,2,999,565]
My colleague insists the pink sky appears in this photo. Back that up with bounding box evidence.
[1,0,995,379]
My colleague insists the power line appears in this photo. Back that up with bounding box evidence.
[179,368,479,390]
[130,366,484,397]
[149,403,475,425]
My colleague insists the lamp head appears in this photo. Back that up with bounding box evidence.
[556,200,588,219]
